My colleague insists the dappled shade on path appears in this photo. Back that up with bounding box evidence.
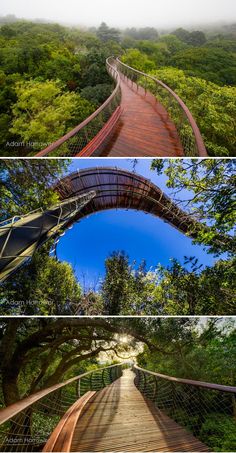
[71,370,209,452]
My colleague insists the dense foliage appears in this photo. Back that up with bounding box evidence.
[101,252,236,315]
[151,159,236,254]
[0,318,235,450]
[0,160,235,316]
[0,18,235,156]
[137,318,236,451]
[121,30,236,156]
[0,159,69,218]
[0,317,153,404]
[10,79,93,151]
[0,21,121,155]
[1,317,235,400]
[0,248,82,315]
[1,251,235,316]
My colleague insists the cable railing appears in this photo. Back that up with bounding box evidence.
[54,167,233,256]
[36,57,121,157]
[0,191,96,282]
[116,58,207,157]
[0,363,123,452]
[1,165,233,287]
[133,365,236,451]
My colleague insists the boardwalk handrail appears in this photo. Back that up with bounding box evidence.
[133,365,236,448]
[1,166,233,287]
[116,58,208,157]
[42,391,96,452]
[0,363,123,451]
[36,57,121,157]
[55,167,233,253]
[0,191,96,282]
[134,365,236,393]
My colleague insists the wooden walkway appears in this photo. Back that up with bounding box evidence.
[71,370,208,452]
[101,76,184,157]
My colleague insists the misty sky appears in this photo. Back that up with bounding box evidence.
[1,0,236,28]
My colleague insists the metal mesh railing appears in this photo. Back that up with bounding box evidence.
[0,364,123,452]
[0,191,96,282]
[54,167,233,255]
[117,59,207,157]
[133,366,236,452]
[36,58,121,157]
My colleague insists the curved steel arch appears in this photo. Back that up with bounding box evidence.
[55,167,199,237]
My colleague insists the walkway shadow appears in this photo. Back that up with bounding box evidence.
[100,118,125,156]
[71,378,121,452]
[141,394,209,452]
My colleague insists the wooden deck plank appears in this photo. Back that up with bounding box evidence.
[71,370,209,452]
[101,76,184,157]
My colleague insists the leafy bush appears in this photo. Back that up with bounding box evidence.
[199,413,236,451]
[148,67,236,156]
[10,79,94,151]
[80,83,112,107]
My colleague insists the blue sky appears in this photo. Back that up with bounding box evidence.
[56,158,222,288]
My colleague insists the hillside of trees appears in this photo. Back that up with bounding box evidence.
[0,159,235,316]
[0,19,235,156]
[0,317,235,451]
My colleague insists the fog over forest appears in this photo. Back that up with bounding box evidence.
[1,0,236,28]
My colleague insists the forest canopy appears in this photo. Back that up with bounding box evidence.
[0,159,235,316]
[0,317,235,451]
[0,317,235,403]
[0,19,235,156]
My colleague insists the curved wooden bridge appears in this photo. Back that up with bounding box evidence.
[36,58,207,158]
[99,71,183,157]
[69,370,208,452]
[0,364,235,452]
[0,166,233,282]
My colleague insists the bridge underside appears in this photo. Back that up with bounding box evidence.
[70,370,208,452]
[55,167,196,237]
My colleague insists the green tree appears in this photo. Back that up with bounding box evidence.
[152,257,236,315]
[39,47,81,87]
[197,258,236,314]
[101,251,235,315]
[102,251,133,315]
[172,28,206,46]
[170,47,236,85]
[101,252,162,315]
[121,49,156,72]
[137,318,236,383]
[172,28,191,43]
[133,40,168,66]
[0,159,69,219]
[0,249,82,315]
[0,71,19,152]
[80,83,112,107]
[159,34,188,55]
[0,317,158,404]
[10,79,93,152]
[151,159,236,252]
[97,22,120,43]
[154,258,201,315]
[187,31,206,46]
[147,67,236,156]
